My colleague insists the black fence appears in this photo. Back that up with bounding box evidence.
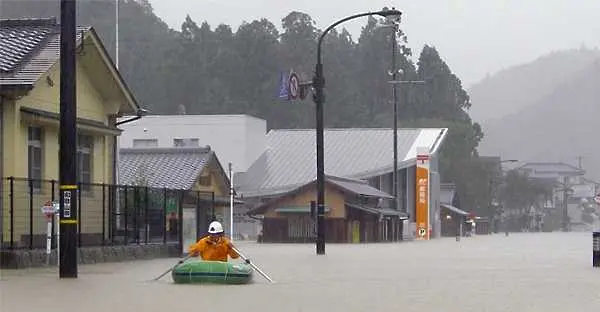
[0,177,215,250]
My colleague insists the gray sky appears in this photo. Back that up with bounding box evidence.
[148,0,599,87]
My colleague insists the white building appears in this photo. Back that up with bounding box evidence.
[118,114,267,173]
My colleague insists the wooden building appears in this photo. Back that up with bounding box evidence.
[248,176,407,243]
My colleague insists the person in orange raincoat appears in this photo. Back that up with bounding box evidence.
[188,221,249,263]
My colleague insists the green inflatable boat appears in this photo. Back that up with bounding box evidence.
[171,259,254,284]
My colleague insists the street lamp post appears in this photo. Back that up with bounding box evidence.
[313,8,402,255]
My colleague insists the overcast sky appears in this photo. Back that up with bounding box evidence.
[148,0,600,87]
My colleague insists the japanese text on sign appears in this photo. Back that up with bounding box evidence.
[63,191,72,218]
[418,178,428,204]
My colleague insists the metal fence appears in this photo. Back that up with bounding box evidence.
[1,177,215,250]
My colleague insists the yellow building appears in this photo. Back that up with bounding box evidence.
[0,18,142,248]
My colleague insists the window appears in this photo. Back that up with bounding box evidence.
[133,138,158,148]
[198,175,211,186]
[368,176,380,189]
[77,135,93,191]
[398,169,407,211]
[27,127,43,189]
[288,215,315,239]
[173,138,199,147]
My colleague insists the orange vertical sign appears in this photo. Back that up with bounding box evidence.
[415,153,430,240]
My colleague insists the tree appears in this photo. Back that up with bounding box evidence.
[499,171,552,213]
[1,2,497,211]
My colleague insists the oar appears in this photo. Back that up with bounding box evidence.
[152,254,193,281]
[231,245,274,283]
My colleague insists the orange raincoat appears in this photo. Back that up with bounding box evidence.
[188,236,240,262]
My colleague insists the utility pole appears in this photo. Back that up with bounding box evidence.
[229,162,234,241]
[391,22,399,214]
[562,176,570,232]
[59,0,78,278]
[387,54,425,239]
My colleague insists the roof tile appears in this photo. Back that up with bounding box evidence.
[0,17,89,87]
[119,147,212,190]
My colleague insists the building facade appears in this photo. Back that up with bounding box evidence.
[238,127,448,242]
[0,18,141,248]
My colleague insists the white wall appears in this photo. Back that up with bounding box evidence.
[118,114,267,173]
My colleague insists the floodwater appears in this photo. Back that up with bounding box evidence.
[1,232,599,312]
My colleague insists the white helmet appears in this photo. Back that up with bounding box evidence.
[208,221,224,234]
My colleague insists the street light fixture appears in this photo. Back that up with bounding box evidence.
[313,8,402,255]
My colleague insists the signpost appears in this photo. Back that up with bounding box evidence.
[41,200,60,265]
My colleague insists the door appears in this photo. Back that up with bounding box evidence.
[351,221,360,243]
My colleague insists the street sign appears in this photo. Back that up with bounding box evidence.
[288,72,300,100]
[41,200,59,221]
[418,227,427,237]
[41,200,55,215]
[278,71,289,99]
[63,191,72,218]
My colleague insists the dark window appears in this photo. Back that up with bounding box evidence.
[198,175,211,186]
[173,138,199,147]
[77,135,93,191]
[133,138,158,147]
[27,127,43,189]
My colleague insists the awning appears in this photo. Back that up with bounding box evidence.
[378,208,409,220]
[346,203,409,219]
[20,106,121,135]
[441,203,469,216]
[274,205,331,213]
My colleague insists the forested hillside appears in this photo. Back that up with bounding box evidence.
[1,0,495,214]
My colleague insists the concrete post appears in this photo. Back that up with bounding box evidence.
[593,232,599,268]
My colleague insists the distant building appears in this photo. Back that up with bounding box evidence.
[514,162,598,231]
[439,183,470,237]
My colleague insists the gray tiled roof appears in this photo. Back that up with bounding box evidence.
[119,147,212,190]
[0,17,89,88]
[238,128,447,196]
